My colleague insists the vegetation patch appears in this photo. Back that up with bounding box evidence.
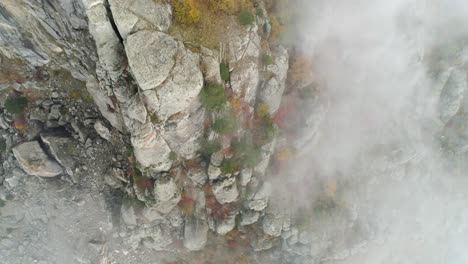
[220,62,230,82]
[220,158,241,174]
[262,54,274,66]
[253,116,277,145]
[255,102,270,118]
[212,111,238,134]
[239,9,255,26]
[4,95,27,114]
[200,83,227,111]
[231,135,261,168]
[171,0,201,25]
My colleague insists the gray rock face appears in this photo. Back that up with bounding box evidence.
[240,209,260,226]
[153,176,181,214]
[438,68,467,123]
[131,123,173,170]
[186,167,208,186]
[212,177,239,204]
[207,164,222,180]
[247,182,272,211]
[40,136,78,176]
[155,46,203,120]
[262,213,284,237]
[238,168,253,186]
[126,30,177,90]
[109,0,171,38]
[83,0,125,81]
[0,0,92,79]
[94,120,111,141]
[127,94,147,123]
[200,47,222,84]
[259,47,290,114]
[161,109,204,159]
[12,141,63,177]
[183,217,209,251]
[230,60,260,105]
[214,210,238,235]
[86,76,124,131]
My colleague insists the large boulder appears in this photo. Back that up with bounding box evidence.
[109,0,171,39]
[125,30,177,90]
[40,135,78,176]
[12,141,63,177]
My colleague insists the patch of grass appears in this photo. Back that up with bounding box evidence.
[231,135,261,168]
[200,83,227,111]
[212,111,238,134]
[262,54,273,66]
[220,158,241,174]
[168,1,242,49]
[220,62,230,82]
[4,95,27,114]
[239,9,255,26]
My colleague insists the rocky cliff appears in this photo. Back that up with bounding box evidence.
[2,1,468,264]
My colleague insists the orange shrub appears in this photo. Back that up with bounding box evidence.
[172,0,200,25]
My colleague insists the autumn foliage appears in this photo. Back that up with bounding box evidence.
[172,0,200,25]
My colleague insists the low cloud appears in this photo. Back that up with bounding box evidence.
[274,0,468,262]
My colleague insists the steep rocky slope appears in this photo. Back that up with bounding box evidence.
[1,1,468,264]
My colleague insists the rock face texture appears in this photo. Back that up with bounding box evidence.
[0,0,294,262]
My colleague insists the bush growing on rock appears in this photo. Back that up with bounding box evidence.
[4,95,27,114]
[231,136,261,168]
[220,158,241,174]
[212,111,238,134]
[199,138,222,158]
[200,83,227,111]
[220,62,230,82]
[253,116,276,145]
[262,54,274,66]
[171,0,200,25]
[239,9,255,25]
